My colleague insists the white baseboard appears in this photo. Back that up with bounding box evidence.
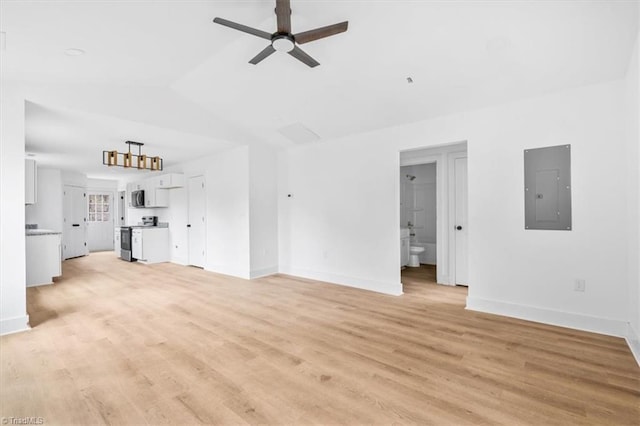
[279,266,403,296]
[466,296,628,337]
[205,264,250,280]
[0,315,30,336]
[626,323,640,367]
[437,274,453,285]
[170,257,188,266]
[250,266,278,279]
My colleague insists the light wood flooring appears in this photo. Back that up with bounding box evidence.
[401,264,437,286]
[1,252,638,425]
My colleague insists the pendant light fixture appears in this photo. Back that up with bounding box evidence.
[103,141,163,171]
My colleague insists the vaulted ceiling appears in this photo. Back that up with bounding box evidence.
[1,1,637,177]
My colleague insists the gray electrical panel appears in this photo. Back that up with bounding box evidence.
[524,144,572,230]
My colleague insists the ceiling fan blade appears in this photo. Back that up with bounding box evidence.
[288,46,320,68]
[249,45,276,65]
[275,0,291,33]
[294,21,349,45]
[213,17,272,40]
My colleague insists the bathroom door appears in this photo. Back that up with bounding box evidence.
[454,157,468,285]
[188,176,206,268]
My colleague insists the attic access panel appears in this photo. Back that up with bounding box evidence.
[524,144,572,230]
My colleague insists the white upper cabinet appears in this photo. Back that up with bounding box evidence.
[126,173,183,208]
[144,179,169,208]
[156,173,185,189]
[25,159,37,205]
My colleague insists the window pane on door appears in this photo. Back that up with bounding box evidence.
[88,193,111,222]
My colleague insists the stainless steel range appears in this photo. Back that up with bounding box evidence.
[120,227,134,261]
[120,216,160,261]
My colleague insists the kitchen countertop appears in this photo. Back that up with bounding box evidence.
[26,229,62,236]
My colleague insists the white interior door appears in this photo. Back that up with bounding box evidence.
[87,192,114,252]
[454,157,468,285]
[188,176,206,268]
[63,185,88,259]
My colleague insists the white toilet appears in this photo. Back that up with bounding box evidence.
[408,246,425,267]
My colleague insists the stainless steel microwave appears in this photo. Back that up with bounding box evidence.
[131,190,145,208]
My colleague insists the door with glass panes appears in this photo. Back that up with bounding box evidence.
[87,192,114,252]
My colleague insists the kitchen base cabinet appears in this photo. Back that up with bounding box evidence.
[132,228,169,264]
[26,232,62,287]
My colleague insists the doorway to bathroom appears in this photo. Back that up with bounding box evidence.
[400,163,438,285]
[399,142,468,289]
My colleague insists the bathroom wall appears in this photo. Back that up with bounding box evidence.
[402,163,437,241]
[400,163,437,264]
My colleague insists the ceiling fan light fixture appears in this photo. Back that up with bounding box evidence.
[272,35,295,52]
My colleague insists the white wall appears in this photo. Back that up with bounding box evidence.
[205,146,251,278]
[249,144,279,278]
[279,141,404,295]
[624,31,640,361]
[279,78,630,337]
[87,178,117,191]
[158,145,278,279]
[0,85,29,335]
[62,170,87,187]
[25,168,63,232]
[160,146,252,278]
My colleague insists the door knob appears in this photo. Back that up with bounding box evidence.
[456,226,462,230]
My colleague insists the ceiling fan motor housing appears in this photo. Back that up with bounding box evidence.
[271,33,295,52]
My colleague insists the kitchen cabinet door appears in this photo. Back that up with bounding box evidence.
[132,230,143,260]
[157,173,184,189]
[26,234,62,287]
[139,228,169,264]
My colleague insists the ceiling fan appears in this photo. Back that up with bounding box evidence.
[213,0,348,68]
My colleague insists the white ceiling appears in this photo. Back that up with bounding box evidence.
[1,1,638,176]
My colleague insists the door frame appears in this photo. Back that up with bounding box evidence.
[448,152,468,286]
[117,190,126,227]
[399,143,468,287]
[400,155,447,283]
[187,175,206,267]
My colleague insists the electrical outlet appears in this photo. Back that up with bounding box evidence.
[574,279,586,292]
